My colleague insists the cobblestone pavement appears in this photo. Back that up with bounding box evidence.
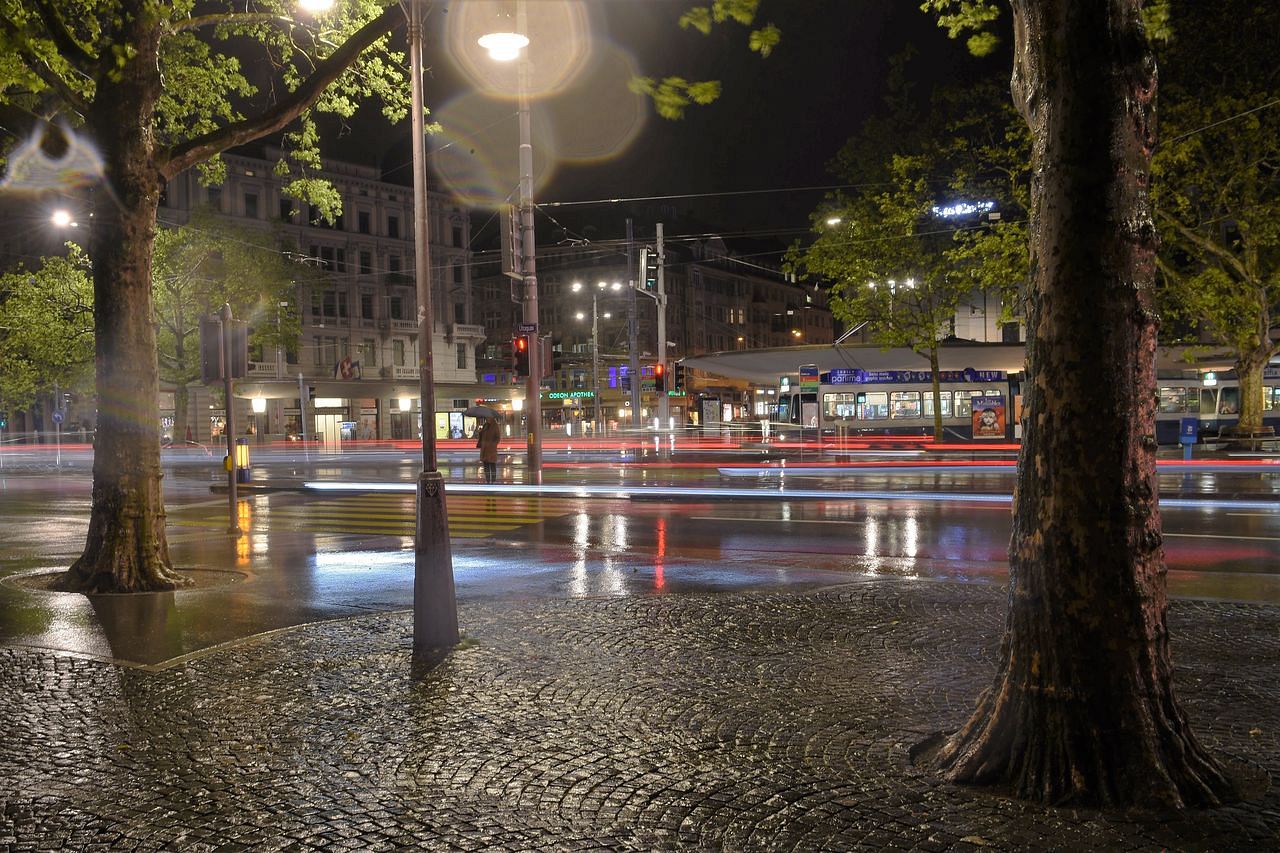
[2,580,1277,851]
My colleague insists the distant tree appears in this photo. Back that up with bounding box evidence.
[1152,0,1280,435]
[0,0,407,592]
[0,247,94,413]
[791,79,1028,441]
[0,220,301,440]
[152,214,300,442]
[660,0,1239,807]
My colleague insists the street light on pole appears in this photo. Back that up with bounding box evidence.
[480,4,542,484]
[573,280,621,434]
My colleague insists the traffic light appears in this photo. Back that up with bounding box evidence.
[639,247,658,292]
[672,361,686,393]
[550,337,566,373]
[0,412,7,429]
[513,334,530,377]
[654,362,666,393]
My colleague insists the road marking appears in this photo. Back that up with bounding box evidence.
[168,492,574,539]
[1227,512,1280,518]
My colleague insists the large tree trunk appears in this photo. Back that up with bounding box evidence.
[918,0,1235,807]
[1230,354,1268,435]
[55,10,188,594]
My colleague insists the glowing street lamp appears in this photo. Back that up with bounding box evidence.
[51,209,74,227]
[481,3,543,480]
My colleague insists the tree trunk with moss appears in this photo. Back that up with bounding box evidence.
[920,0,1236,808]
[55,12,188,594]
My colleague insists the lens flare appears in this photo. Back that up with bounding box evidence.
[431,91,556,208]
[447,0,592,101]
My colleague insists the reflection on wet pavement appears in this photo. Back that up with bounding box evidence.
[2,469,1279,668]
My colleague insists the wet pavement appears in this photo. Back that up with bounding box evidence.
[2,466,1279,849]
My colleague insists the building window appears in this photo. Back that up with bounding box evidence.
[360,293,374,320]
[389,296,404,320]
[388,254,401,274]
[207,186,222,210]
[315,336,341,368]
[279,198,293,221]
[244,192,259,219]
[456,343,467,369]
[452,264,465,286]
[359,250,372,275]
[311,290,348,321]
[361,338,378,367]
[454,302,466,324]
[387,215,400,239]
[394,339,406,366]
[452,224,464,247]
[358,210,371,234]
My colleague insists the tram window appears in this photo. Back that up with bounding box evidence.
[1219,386,1239,415]
[1200,388,1217,414]
[1267,387,1279,411]
[862,392,889,420]
[823,392,860,420]
[1158,386,1188,413]
[923,391,953,418]
[954,390,983,418]
[890,391,922,419]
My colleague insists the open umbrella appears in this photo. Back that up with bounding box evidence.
[464,405,500,419]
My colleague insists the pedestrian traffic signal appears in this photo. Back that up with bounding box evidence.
[639,247,658,292]
[653,362,666,393]
[513,334,530,377]
[0,412,7,429]
[672,361,686,392]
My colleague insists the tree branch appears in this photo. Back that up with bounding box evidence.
[0,14,91,116]
[167,12,296,35]
[1156,209,1252,283]
[159,2,402,179]
[28,0,95,71]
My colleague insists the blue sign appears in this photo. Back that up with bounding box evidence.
[51,411,64,424]
[825,368,1007,385]
[1179,417,1198,445]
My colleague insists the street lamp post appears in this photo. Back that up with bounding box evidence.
[573,281,620,433]
[480,5,541,483]
[408,0,458,654]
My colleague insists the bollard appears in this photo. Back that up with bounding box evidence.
[235,437,251,484]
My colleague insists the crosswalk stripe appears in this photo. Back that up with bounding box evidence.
[168,492,572,538]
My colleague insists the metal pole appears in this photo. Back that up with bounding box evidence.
[626,218,640,428]
[516,0,542,482]
[409,0,458,653]
[298,372,309,462]
[656,222,669,428]
[220,303,241,535]
[592,292,602,435]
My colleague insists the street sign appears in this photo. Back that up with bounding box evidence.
[518,323,538,333]
[51,411,64,424]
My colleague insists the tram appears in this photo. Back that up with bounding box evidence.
[1155,368,1280,443]
[774,367,1020,441]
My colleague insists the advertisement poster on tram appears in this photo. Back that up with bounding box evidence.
[972,396,1006,438]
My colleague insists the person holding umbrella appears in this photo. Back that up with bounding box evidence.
[467,406,502,484]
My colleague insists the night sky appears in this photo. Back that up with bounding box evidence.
[327,0,1009,249]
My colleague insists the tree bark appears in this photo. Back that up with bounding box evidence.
[919,0,1236,808]
[1231,354,1267,435]
[54,7,188,594]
